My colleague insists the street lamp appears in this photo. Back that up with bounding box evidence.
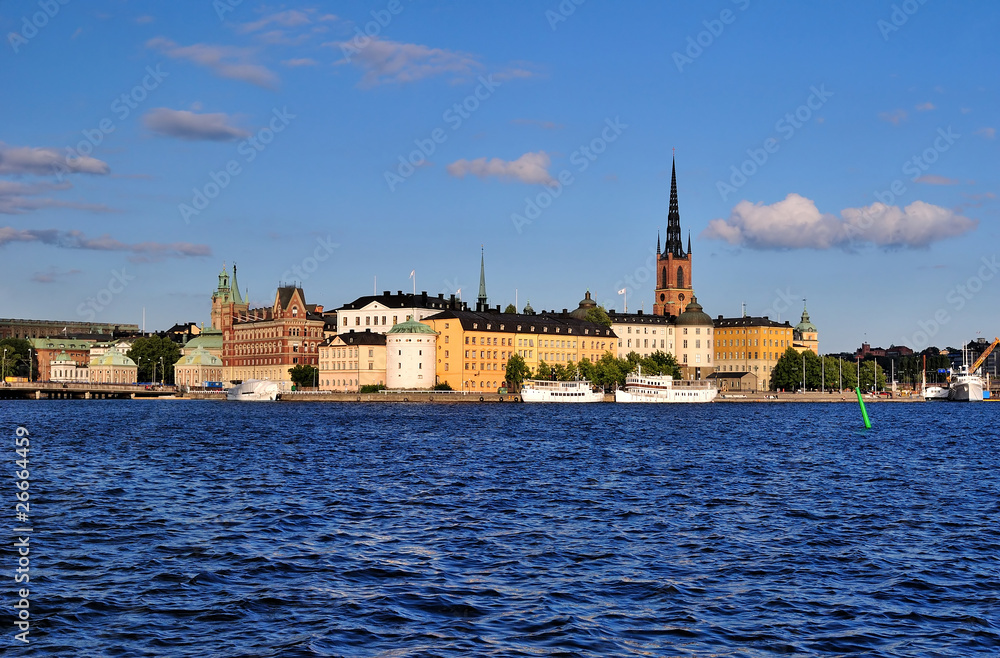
[160,356,164,387]
[801,352,805,393]
[2,347,6,382]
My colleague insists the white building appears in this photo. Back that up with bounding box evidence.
[609,312,676,359]
[336,291,465,335]
[385,317,437,390]
[673,296,714,380]
[50,351,88,383]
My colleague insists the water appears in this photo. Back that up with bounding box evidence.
[3,400,999,656]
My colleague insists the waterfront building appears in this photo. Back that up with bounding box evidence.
[88,347,138,384]
[609,311,675,360]
[174,347,224,389]
[319,330,386,391]
[713,315,794,391]
[423,308,618,392]
[29,337,96,381]
[673,297,715,380]
[210,263,249,332]
[792,302,819,355]
[386,317,438,389]
[50,351,89,383]
[223,285,325,384]
[180,328,223,360]
[336,291,466,334]
[0,318,138,340]
[653,158,694,318]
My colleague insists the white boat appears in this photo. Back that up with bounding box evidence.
[615,366,717,403]
[226,379,281,401]
[947,365,984,402]
[520,379,603,403]
[922,386,949,401]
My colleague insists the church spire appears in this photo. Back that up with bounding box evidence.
[657,230,661,254]
[231,262,244,306]
[665,156,685,257]
[687,230,692,255]
[477,246,487,312]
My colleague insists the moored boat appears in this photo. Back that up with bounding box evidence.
[226,379,281,401]
[947,365,984,402]
[615,366,717,403]
[520,379,603,403]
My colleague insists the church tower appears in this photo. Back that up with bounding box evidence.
[211,263,249,332]
[653,158,694,317]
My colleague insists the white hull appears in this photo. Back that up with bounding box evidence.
[615,367,717,403]
[520,379,603,403]
[923,386,949,401]
[226,379,281,401]
[948,378,983,402]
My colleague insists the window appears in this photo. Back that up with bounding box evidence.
[343,318,347,326]
[365,316,370,325]
[445,336,449,343]
[695,340,700,348]
[684,328,688,335]
[696,328,701,335]
[683,340,688,348]
[356,317,360,326]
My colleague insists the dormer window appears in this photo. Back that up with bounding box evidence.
[292,307,298,317]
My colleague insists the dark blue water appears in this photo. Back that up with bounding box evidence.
[3,400,999,656]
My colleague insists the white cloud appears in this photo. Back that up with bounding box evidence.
[331,36,482,87]
[915,102,935,111]
[0,142,109,176]
[144,108,248,141]
[975,127,995,139]
[146,37,278,89]
[0,227,211,261]
[879,109,908,125]
[446,152,553,185]
[703,193,977,250]
[914,174,959,185]
[282,58,318,67]
[238,9,313,33]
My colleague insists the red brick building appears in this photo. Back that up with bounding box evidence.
[223,286,325,384]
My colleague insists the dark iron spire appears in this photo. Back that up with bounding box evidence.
[657,230,661,254]
[477,246,487,311]
[665,157,685,257]
[687,230,692,255]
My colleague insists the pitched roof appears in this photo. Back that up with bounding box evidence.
[423,309,617,339]
[338,291,467,312]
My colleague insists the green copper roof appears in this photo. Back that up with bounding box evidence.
[90,347,137,367]
[387,317,437,335]
[54,350,74,362]
[230,263,244,306]
[675,296,713,326]
[181,346,222,367]
[795,304,817,333]
[185,331,223,351]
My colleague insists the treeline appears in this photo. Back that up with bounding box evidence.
[770,347,886,391]
[506,350,682,391]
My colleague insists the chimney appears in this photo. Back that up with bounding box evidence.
[397,290,403,296]
[449,294,456,308]
[383,290,390,296]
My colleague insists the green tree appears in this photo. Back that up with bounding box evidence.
[578,357,595,383]
[288,364,319,389]
[534,360,553,380]
[593,352,629,389]
[770,347,803,391]
[127,336,182,384]
[859,360,887,392]
[433,382,453,391]
[360,383,386,393]
[584,305,612,328]
[641,350,682,379]
[504,304,517,314]
[0,338,33,380]
[899,356,920,386]
[505,353,530,392]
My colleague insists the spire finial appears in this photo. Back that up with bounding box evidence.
[477,246,488,311]
[666,156,683,256]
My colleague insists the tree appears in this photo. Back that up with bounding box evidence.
[770,347,804,391]
[533,360,553,380]
[578,357,595,383]
[505,353,530,392]
[593,352,628,389]
[288,364,319,389]
[433,382,453,390]
[859,360,887,392]
[127,335,182,384]
[0,338,32,380]
[504,304,517,314]
[641,350,682,379]
[584,305,612,328]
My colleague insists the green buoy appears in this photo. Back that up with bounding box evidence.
[855,387,871,429]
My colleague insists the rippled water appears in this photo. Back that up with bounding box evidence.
[4,400,999,656]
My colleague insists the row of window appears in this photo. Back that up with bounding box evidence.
[717,352,780,361]
[719,339,787,348]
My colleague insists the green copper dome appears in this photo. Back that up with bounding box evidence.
[387,316,437,335]
[182,346,222,367]
[796,305,817,333]
[674,296,712,326]
[90,347,137,367]
[54,350,74,362]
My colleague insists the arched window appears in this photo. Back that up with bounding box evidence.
[661,266,667,288]
[677,266,685,289]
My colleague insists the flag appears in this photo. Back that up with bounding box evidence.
[617,288,626,295]
[456,288,461,294]
[409,270,415,278]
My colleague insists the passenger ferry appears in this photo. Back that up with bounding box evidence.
[520,379,604,403]
[615,366,717,403]
[226,379,282,401]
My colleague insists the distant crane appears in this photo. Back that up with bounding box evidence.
[970,337,1000,374]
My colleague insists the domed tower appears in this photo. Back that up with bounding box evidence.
[211,262,249,331]
[386,316,438,389]
[673,296,714,379]
[794,300,819,355]
[570,290,598,320]
[653,157,694,318]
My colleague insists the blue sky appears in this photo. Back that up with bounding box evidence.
[1,0,997,353]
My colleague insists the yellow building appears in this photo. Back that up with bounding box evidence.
[319,330,386,391]
[712,315,794,392]
[423,309,618,393]
[174,347,224,390]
